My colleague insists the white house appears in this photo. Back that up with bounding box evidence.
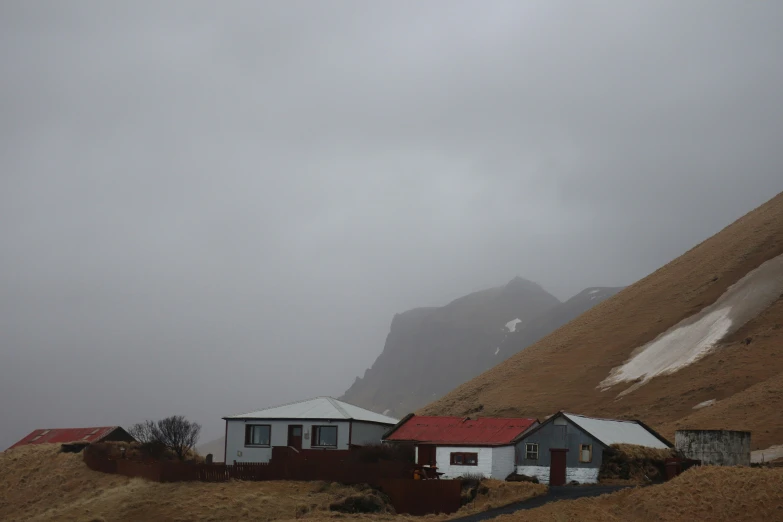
[383,415,539,479]
[223,396,399,463]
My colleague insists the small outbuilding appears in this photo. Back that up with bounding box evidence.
[515,412,672,485]
[675,430,751,466]
[7,426,135,450]
[223,396,399,463]
[383,415,539,479]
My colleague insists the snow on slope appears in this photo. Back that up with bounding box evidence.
[505,318,522,332]
[600,253,783,396]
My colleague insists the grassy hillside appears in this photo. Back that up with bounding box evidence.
[422,191,783,450]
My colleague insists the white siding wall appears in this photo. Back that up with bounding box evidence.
[566,467,599,484]
[225,419,350,463]
[516,465,599,485]
[350,422,390,446]
[436,446,493,479]
[490,445,516,480]
[516,465,550,484]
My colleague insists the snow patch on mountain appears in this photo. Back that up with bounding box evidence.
[693,399,717,410]
[600,253,783,397]
[505,318,522,332]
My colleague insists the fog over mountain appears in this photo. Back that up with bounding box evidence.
[2,1,783,450]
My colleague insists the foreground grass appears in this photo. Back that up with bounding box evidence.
[0,445,377,522]
[0,445,545,522]
[493,466,783,522]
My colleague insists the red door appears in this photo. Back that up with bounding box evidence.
[417,445,436,466]
[288,425,303,450]
[549,449,568,486]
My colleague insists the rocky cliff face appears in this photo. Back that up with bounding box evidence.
[341,278,619,417]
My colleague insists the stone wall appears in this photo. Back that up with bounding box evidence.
[675,430,751,466]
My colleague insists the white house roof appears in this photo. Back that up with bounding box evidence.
[224,396,399,425]
[563,413,669,449]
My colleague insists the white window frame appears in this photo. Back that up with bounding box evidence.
[525,442,539,460]
[579,443,592,463]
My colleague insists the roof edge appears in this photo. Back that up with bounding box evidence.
[634,419,674,448]
[382,413,415,440]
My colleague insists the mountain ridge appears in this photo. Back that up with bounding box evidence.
[341,279,622,417]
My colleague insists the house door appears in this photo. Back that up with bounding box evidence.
[417,445,436,466]
[288,425,303,450]
[549,448,568,486]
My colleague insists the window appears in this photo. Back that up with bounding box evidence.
[579,444,592,463]
[525,443,539,460]
[244,425,271,446]
[450,452,478,466]
[312,425,338,447]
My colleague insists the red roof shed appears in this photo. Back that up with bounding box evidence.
[383,415,538,446]
[7,426,135,450]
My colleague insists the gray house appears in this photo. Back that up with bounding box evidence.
[515,412,672,485]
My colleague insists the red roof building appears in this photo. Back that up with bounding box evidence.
[384,415,538,446]
[7,426,135,450]
[383,415,539,479]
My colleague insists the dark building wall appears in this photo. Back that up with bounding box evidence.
[516,417,605,469]
[103,427,137,443]
[675,430,751,466]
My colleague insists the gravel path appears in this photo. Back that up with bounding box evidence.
[451,485,632,522]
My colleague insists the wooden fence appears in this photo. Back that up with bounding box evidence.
[83,446,462,514]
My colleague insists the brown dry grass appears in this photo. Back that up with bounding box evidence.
[450,480,547,518]
[0,445,377,522]
[609,444,676,461]
[0,445,544,522]
[422,191,783,450]
[276,480,546,522]
[493,466,783,522]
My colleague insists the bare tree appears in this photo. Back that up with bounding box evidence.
[154,415,201,460]
[127,416,201,460]
[127,420,157,444]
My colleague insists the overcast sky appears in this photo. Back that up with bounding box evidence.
[1,1,782,449]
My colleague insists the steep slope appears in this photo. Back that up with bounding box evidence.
[341,277,560,417]
[422,191,783,450]
[494,286,624,358]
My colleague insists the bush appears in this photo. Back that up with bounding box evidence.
[599,444,678,483]
[458,472,487,505]
[329,491,394,514]
[350,443,415,463]
[86,441,203,463]
[505,472,540,484]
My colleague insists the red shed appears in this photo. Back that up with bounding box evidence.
[7,426,135,450]
[383,415,538,479]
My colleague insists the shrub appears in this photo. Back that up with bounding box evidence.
[350,443,415,463]
[329,491,394,514]
[599,444,678,483]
